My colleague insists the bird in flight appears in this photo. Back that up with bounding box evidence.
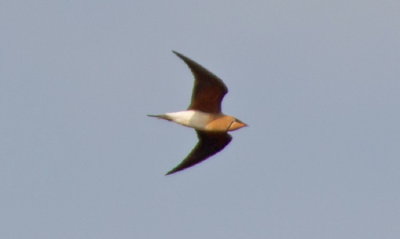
[148,51,247,175]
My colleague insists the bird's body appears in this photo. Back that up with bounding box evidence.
[149,110,244,132]
[149,51,247,175]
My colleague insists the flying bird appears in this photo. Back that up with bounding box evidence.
[148,51,247,175]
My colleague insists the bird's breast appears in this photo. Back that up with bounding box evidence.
[204,115,237,132]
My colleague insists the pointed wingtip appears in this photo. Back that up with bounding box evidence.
[165,164,188,175]
[172,50,184,59]
[165,168,179,176]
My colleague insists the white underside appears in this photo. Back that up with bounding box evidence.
[165,110,213,130]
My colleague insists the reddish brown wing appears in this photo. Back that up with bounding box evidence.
[166,130,232,175]
[173,51,228,114]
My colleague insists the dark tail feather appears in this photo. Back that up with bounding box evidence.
[147,114,171,121]
[147,114,162,118]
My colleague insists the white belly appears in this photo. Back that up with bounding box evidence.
[165,110,213,130]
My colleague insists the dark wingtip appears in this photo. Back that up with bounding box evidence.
[172,50,186,60]
[165,168,180,176]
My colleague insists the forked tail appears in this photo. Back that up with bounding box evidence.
[147,114,171,121]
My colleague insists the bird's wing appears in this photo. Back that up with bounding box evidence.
[166,130,232,175]
[173,51,228,114]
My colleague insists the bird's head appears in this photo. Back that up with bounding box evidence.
[228,118,248,131]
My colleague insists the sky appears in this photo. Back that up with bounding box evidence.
[1,0,400,238]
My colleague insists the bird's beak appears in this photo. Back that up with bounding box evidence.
[240,122,249,128]
[229,121,248,131]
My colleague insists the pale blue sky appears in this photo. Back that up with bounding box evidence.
[1,0,400,238]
